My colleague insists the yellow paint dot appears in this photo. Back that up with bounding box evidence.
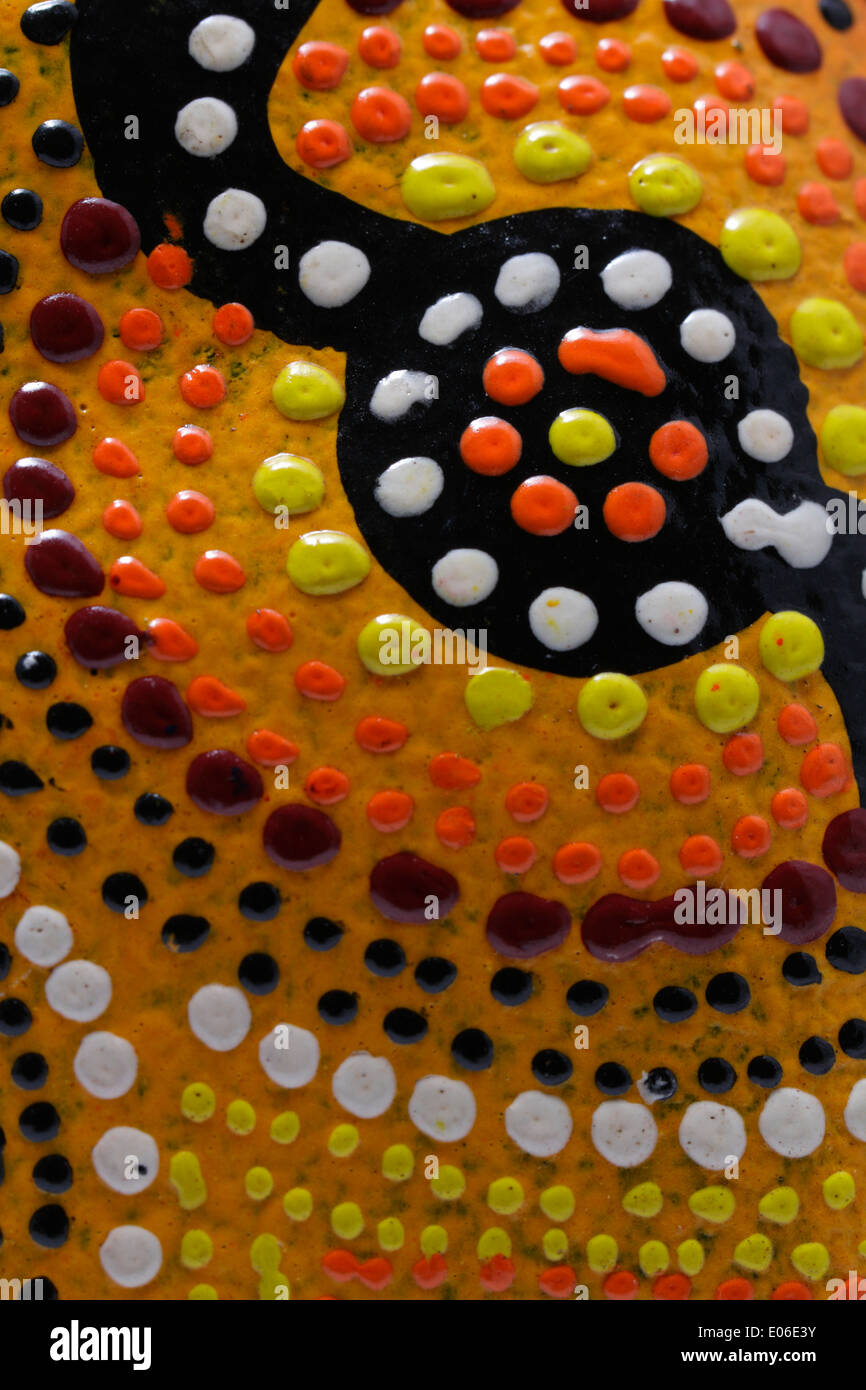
[689,1186,735,1224]
[181,1082,215,1122]
[378,1217,405,1252]
[487,1177,524,1215]
[246,1166,274,1201]
[543,1228,569,1262]
[269,1111,300,1145]
[258,1270,290,1300]
[791,1242,830,1281]
[226,1099,256,1135]
[623,1181,663,1218]
[639,1240,669,1277]
[188,1284,218,1300]
[823,1171,855,1210]
[250,1233,282,1273]
[586,1233,617,1274]
[169,1151,207,1211]
[180,1230,213,1270]
[430,1164,465,1200]
[539,1184,575,1222]
[328,1124,360,1157]
[464,667,534,731]
[382,1144,414,1182]
[677,1239,704,1276]
[477,1227,512,1260]
[283,1187,313,1222]
[331,1201,364,1239]
[421,1224,448,1256]
[734,1233,774,1273]
[758,1186,799,1224]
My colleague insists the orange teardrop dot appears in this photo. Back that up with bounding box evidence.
[93,436,140,478]
[186,675,246,716]
[108,555,165,599]
[193,550,246,593]
[246,608,293,652]
[146,617,199,662]
[246,729,300,766]
[102,499,142,540]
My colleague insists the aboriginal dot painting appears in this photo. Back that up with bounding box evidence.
[1,0,866,1306]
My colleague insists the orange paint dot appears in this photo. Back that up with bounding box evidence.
[296,118,352,169]
[305,765,350,805]
[294,659,346,701]
[844,242,866,294]
[186,674,246,717]
[476,28,516,61]
[146,243,193,289]
[358,25,401,68]
[480,73,538,120]
[366,788,414,830]
[618,847,660,890]
[97,359,144,406]
[412,1253,449,1289]
[482,348,544,405]
[510,475,577,536]
[93,436,139,478]
[119,306,162,351]
[246,608,293,653]
[715,1278,753,1301]
[603,1270,639,1300]
[623,83,670,122]
[539,31,577,65]
[422,24,461,60]
[479,1254,515,1292]
[653,1273,691,1300]
[193,549,245,594]
[670,762,711,805]
[661,45,698,82]
[246,729,299,767]
[293,41,349,91]
[797,181,840,225]
[505,781,549,823]
[146,617,198,662]
[777,702,817,745]
[800,742,850,797]
[554,840,602,885]
[495,835,537,874]
[771,786,809,829]
[429,752,481,789]
[415,71,470,124]
[771,1281,813,1301]
[596,36,630,71]
[816,137,852,180]
[744,143,786,186]
[722,731,764,776]
[351,86,412,142]
[693,92,729,133]
[435,804,476,849]
[856,177,866,221]
[714,60,754,101]
[772,93,809,135]
[557,74,610,115]
[108,555,165,599]
[355,715,408,753]
[460,416,522,476]
[212,302,254,346]
[538,1266,577,1299]
[731,814,771,859]
[179,363,227,409]
[102,498,141,540]
[603,482,666,542]
[679,834,723,877]
[596,772,640,814]
[558,326,666,396]
[322,1249,358,1282]
[649,420,708,481]
[173,424,213,465]
[166,489,214,535]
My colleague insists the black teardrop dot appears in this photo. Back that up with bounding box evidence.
[825,926,866,975]
[491,966,533,1006]
[0,250,19,294]
[595,1061,631,1096]
[364,938,406,977]
[747,1054,783,1088]
[12,1051,48,1090]
[237,952,279,995]
[172,837,214,877]
[238,881,281,921]
[414,956,457,993]
[32,1153,72,1193]
[101,872,147,914]
[0,70,19,107]
[15,651,56,688]
[1,187,42,231]
[384,1007,428,1044]
[819,0,852,29]
[0,594,25,628]
[28,1203,69,1248]
[46,701,92,739]
[318,989,358,1025]
[653,985,697,1022]
[0,998,32,1037]
[20,1,78,44]
[161,914,210,953]
[642,1066,677,1100]
[303,916,343,951]
[782,952,822,986]
[19,1101,60,1142]
[531,1048,573,1086]
[698,1057,737,1094]
[450,1026,493,1069]
[46,817,86,855]
[90,745,130,780]
[705,972,750,1013]
[134,792,173,826]
[799,1035,836,1075]
[0,941,10,980]
[0,760,43,795]
[32,119,83,167]
[839,1018,866,1059]
[566,979,608,1016]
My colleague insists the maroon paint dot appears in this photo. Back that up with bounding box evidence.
[662,0,736,39]
[30,293,104,363]
[447,0,520,16]
[762,859,837,944]
[186,749,264,815]
[24,529,104,598]
[121,675,193,750]
[755,7,822,71]
[369,851,459,923]
[581,887,741,962]
[263,803,341,870]
[60,197,140,274]
[9,381,76,447]
[838,77,866,145]
[486,891,571,958]
[65,606,144,668]
[4,457,74,519]
[823,808,866,891]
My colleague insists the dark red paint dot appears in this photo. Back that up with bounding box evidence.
[263,803,341,870]
[447,0,520,15]
[762,860,836,944]
[823,808,866,891]
[581,888,741,961]
[29,293,104,363]
[561,0,639,18]
[59,196,140,275]
[755,7,822,71]
[3,457,73,518]
[121,675,192,750]
[369,851,459,923]
[64,606,144,668]
[24,529,104,598]
[662,0,735,39]
[838,77,866,145]
[9,381,76,447]
[186,749,264,815]
[346,0,403,11]
[486,891,572,959]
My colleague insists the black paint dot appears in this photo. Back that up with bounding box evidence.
[15,651,56,688]
[32,1153,72,1193]
[46,817,86,855]
[450,1026,493,1069]
[698,1057,737,1093]
[172,837,214,877]
[318,989,358,1024]
[0,760,43,795]
[12,1051,48,1089]
[0,250,19,294]
[2,188,43,231]
[238,881,280,921]
[0,998,32,1036]
[134,792,173,826]
[825,926,866,974]
[782,951,822,986]
[653,985,697,1022]
[705,972,750,1012]
[384,1007,428,1044]
[237,952,279,995]
[28,1203,69,1248]
[101,871,146,913]
[19,1101,60,1142]
[46,701,92,739]
[747,1054,783,1088]
[839,1018,866,1059]
[566,979,608,1016]
[0,594,25,628]
[414,956,457,993]
[799,1035,835,1075]
[364,938,406,977]
[32,119,84,167]
[491,966,533,1005]
[531,1048,573,1086]
[161,913,210,953]
[21,1,78,44]
[0,70,19,106]
[595,1061,631,1095]
[642,1066,677,1100]
[819,0,852,29]
[0,941,9,980]
[90,745,130,780]
[303,916,343,950]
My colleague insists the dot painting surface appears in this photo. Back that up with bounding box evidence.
[0,0,864,1308]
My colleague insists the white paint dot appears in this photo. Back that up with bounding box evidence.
[188,14,256,71]
[418,291,482,345]
[505,1090,573,1156]
[844,1079,866,1141]
[203,188,266,250]
[409,1075,476,1141]
[99,1226,163,1289]
[14,905,72,966]
[758,1087,825,1158]
[0,840,20,898]
[720,498,831,569]
[737,408,794,463]
[332,1052,397,1118]
[299,240,371,308]
[601,249,672,310]
[494,252,560,312]
[370,369,436,422]
[680,308,736,363]
[375,456,444,517]
[92,1126,159,1194]
[528,587,597,651]
[188,983,251,1051]
[175,97,238,157]
[258,1023,320,1087]
[592,1100,658,1167]
[45,960,112,1022]
[678,1100,747,1170]
[74,1032,138,1100]
[432,548,498,607]
[635,581,708,645]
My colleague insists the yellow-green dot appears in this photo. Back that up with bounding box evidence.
[487,1177,525,1215]
[188,1284,218,1300]
[250,1233,282,1274]
[287,530,370,597]
[758,1186,800,1225]
[791,1242,830,1281]
[272,360,345,421]
[331,1201,364,1240]
[677,1239,705,1276]
[586,1233,618,1274]
[513,121,592,184]
[821,404,866,477]
[759,611,824,682]
[549,407,616,467]
[169,1151,207,1211]
[430,1164,466,1200]
[270,1111,300,1145]
[226,1099,256,1136]
[859,1239,866,1260]
[382,1144,414,1182]
[328,1124,360,1158]
[539,1185,575,1222]
[465,667,534,731]
[628,153,703,218]
[639,1240,669,1277]
[259,1270,290,1301]
[791,297,864,371]
[378,1217,405,1252]
[543,1228,569,1262]
[181,1082,215,1122]
[180,1230,213,1270]
[245,1166,274,1201]
[720,208,802,282]
[357,612,429,677]
[623,1181,663,1218]
[823,1171,856,1210]
[688,1186,736,1224]
[578,671,647,740]
[401,152,495,221]
[283,1188,313,1222]
[477,1227,512,1260]
[252,452,325,516]
[421,1224,448,1256]
[694,662,759,734]
[734,1233,774,1273]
